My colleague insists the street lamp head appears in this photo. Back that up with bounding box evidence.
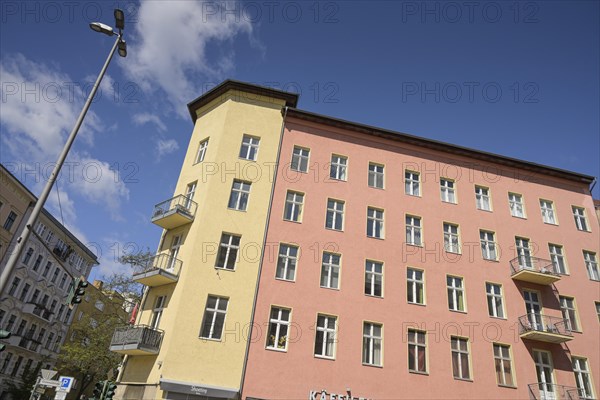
[90,22,115,36]
[118,40,127,58]
[114,9,125,30]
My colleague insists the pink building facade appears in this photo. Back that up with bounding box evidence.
[241,109,599,399]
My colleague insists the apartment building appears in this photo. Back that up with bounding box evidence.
[0,164,98,397]
[112,80,599,400]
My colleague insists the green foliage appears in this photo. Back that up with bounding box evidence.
[4,364,40,399]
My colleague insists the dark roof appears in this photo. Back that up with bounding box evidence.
[285,108,595,185]
[0,164,99,263]
[187,79,299,122]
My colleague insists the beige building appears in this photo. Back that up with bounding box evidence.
[0,164,98,398]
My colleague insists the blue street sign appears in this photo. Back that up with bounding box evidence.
[58,376,74,391]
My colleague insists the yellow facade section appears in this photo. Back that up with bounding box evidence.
[120,90,287,396]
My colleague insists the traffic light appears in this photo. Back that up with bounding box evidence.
[92,380,106,399]
[66,276,88,308]
[104,381,117,399]
[0,330,11,352]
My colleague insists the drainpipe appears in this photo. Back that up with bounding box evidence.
[238,106,289,399]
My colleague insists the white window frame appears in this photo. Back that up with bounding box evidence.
[447,276,465,312]
[325,199,344,231]
[266,307,291,351]
[444,223,460,253]
[475,185,491,211]
[216,233,240,270]
[368,163,384,189]
[572,206,589,231]
[548,244,567,274]
[540,199,557,224]
[480,230,497,260]
[486,282,505,318]
[284,191,304,222]
[362,322,383,366]
[408,329,427,373]
[509,193,525,218]
[150,296,166,330]
[440,178,456,203]
[365,260,383,297]
[451,336,471,380]
[195,138,209,163]
[572,357,595,400]
[559,296,579,332]
[583,251,599,281]
[493,343,514,387]
[405,171,420,196]
[184,181,197,209]
[407,268,424,305]
[314,314,337,358]
[291,146,310,173]
[276,244,298,282]
[239,135,260,161]
[200,296,228,340]
[320,252,340,290]
[367,207,384,239]
[330,155,347,181]
[406,215,422,246]
[228,180,251,211]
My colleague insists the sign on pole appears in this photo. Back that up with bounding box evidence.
[54,391,67,400]
[58,376,74,392]
[40,369,58,380]
[39,379,60,387]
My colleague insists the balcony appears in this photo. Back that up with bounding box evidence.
[528,383,581,400]
[132,253,182,287]
[151,195,197,229]
[518,314,573,343]
[110,325,163,355]
[22,302,53,322]
[510,256,562,285]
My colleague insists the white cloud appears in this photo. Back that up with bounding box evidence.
[133,112,167,132]
[0,54,130,221]
[156,139,179,159]
[122,1,253,117]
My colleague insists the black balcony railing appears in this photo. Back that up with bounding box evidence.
[510,256,559,276]
[518,314,573,337]
[110,325,163,355]
[528,383,581,400]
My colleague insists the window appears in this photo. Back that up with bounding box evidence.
[509,193,525,218]
[572,206,589,231]
[595,302,600,322]
[8,277,20,296]
[22,247,33,265]
[405,171,420,196]
[45,332,55,350]
[320,252,340,290]
[32,255,43,272]
[493,344,514,387]
[443,223,460,253]
[5,315,17,331]
[548,244,567,274]
[30,290,40,305]
[228,180,251,211]
[95,300,105,311]
[19,283,31,302]
[405,215,422,246]
[573,357,595,399]
[583,251,599,281]
[200,296,228,340]
[362,322,382,366]
[447,276,465,312]
[150,296,166,329]
[408,329,427,373]
[440,178,456,203]
[276,244,298,281]
[59,273,68,289]
[184,181,197,209]
[365,260,383,297]
[216,233,241,270]
[451,337,470,380]
[10,355,22,377]
[367,207,384,239]
[291,146,309,172]
[314,315,337,358]
[368,163,384,189]
[239,135,260,161]
[0,353,12,374]
[51,268,59,284]
[325,199,344,231]
[195,138,209,163]
[475,186,491,211]
[407,268,424,304]
[3,211,17,231]
[559,296,579,331]
[267,307,291,350]
[540,199,556,224]
[480,230,497,260]
[330,155,347,181]
[284,191,304,222]
[486,283,504,318]
[515,237,532,269]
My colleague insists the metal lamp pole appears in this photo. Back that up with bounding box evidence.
[0,10,127,294]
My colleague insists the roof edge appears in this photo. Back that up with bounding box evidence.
[285,108,595,185]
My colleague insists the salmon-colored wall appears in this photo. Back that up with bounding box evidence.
[242,117,599,400]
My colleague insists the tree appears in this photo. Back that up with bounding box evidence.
[4,363,41,399]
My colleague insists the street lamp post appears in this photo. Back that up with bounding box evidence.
[0,9,127,294]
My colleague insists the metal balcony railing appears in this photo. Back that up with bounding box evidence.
[110,325,163,355]
[132,253,183,286]
[510,256,562,285]
[151,195,197,229]
[528,383,581,400]
[518,314,573,342]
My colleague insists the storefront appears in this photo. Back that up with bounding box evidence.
[160,379,239,400]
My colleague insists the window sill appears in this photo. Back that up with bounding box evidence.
[483,258,500,263]
[511,215,527,220]
[543,222,559,226]
[367,236,385,240]
[283,219,302,224]
[498,384,517,389]
[408,301,426,307]
[265,346,288,353]
[214,266,236,272]
[476,208,493,213]
[405,243,423,248]
[199,336,222,342]
[320,286,340,292]
[328,177,347,182]
[365,294,384,299]
[368,186,385,190]
[441,201,458,205]
[409,370,429,376]
[238,157,258,163]
[454,377,473,383]
[489,316,507,321]
[405,193,421,198]
[227,207,248,213]
[449,309,468,314]
[274,277,296,283]
[362,363,383,369]
[325,227,344,233]
[315,355,336,361]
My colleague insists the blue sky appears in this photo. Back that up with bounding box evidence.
[1,1,598,280]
